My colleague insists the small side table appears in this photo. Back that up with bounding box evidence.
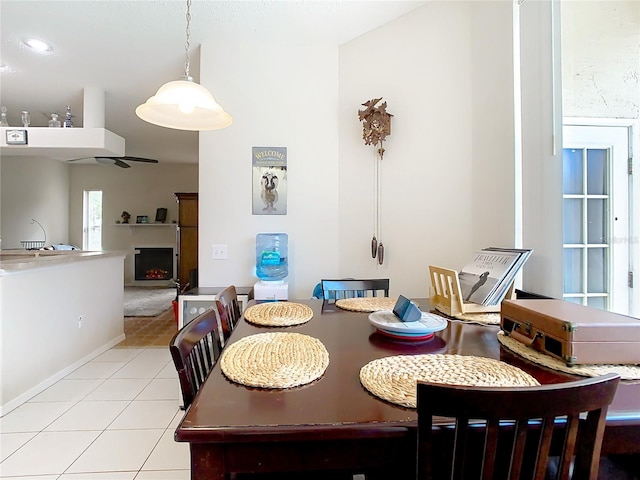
[178,286,254,329]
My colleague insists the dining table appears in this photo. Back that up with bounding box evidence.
[174,298,640,479]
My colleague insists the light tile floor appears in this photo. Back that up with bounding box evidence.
[0,346,189,479]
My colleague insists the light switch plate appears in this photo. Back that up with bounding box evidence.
[212,244,228,259]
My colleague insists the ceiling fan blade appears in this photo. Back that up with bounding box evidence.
[120,156,159,164]
[95,157,116,166]
[67,156,158,167]
[113,159,131,168]
[66,157,93,163]
[95,157,130,168]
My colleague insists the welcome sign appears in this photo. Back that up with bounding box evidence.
[252,147,288,215]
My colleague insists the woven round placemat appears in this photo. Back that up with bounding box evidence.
[497,331,640,381]
[220,332,329,389]
[359,354,540,408]
[336,297,397,312]
[243,302,314,326]
[434,305,500,325]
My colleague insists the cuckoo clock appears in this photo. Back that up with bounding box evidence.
[358,98,392,159]
[358,98,393,264]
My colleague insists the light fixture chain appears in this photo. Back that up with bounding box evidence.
[184,0,192,78]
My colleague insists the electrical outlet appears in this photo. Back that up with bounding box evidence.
[212,244,228,259]
[78,315,83,328]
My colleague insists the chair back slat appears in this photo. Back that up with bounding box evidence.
[557,413,580,480]
[508,419,529,480]
[217,285,242,330]
[452,417,468,480]
[532,419,555,480]
[574,407,608,479]
[483,419,500,480]
[215,299,233,343]
[416,373,620,480]
[169,306,225,409]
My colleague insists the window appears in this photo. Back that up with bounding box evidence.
[83,190,103,250]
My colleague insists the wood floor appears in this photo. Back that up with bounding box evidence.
[117,307,178,348]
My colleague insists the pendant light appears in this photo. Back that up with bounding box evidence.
[135,0,232,131]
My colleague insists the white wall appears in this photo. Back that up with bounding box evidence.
[198,42,340,299]
[562,1,640,119]
[338,1,516,299]
[1,156,70,249]
[519,0,564,298]
[470,1,517,249]
[1,254,125,414]
[198,1,519,300]
[68,163,198,284]
[198,1,518,300]
[339,2,470,297]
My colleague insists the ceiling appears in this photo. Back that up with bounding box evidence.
[0,0,426,165]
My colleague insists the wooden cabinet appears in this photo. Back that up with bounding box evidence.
[175,192,198,289]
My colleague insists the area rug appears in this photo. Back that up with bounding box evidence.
[124,287,176,317]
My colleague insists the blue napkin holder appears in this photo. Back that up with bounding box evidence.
[392,295,422,322]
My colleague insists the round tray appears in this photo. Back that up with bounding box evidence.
[368,310,447,335]
[375,329,436,341]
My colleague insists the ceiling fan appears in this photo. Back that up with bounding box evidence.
[68,156,159,169]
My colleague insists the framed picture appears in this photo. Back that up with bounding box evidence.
[136,215,149,224]
[252,146,287,215]
[155,208,168,223]
[5,129,28,145]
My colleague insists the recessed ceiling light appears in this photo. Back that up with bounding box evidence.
[23,38,52,53]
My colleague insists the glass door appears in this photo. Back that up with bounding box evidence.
[562,122,632,315]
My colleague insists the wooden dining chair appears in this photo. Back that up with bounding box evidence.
[217,284,243,330]
[320,278,390,304]
[416,373,620,480]
[214,298,234,344]
[169,307,225,409]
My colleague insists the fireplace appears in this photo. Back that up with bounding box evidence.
[134,247,174,281]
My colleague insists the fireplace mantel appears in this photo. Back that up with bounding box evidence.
[113,224,176,227]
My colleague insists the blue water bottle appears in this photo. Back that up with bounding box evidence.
[256,233,288,280]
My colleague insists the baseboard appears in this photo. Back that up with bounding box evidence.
[0,333,126,417]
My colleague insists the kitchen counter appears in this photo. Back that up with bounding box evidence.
[0,249,131,275]
[0,249,128,414]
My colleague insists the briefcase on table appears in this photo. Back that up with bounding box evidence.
[501,299,640,366]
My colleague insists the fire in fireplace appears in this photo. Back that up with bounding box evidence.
[134,247,174,281]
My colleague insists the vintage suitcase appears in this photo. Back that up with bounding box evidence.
[501,299,640,366]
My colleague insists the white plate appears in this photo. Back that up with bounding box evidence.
[368,310,448,335]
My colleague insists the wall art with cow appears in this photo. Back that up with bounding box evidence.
[252,146,288,215]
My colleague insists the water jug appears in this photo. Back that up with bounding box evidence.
[256,233,288,280]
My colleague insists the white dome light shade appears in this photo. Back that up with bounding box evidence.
[135,79,232,131]
[23,38,52,52]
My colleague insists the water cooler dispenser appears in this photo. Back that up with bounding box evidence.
[253,233,289,301]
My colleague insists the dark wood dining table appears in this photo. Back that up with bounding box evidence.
[175,299,640,479]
